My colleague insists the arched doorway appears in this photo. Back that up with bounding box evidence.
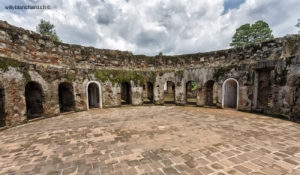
[0,86,5,127]
[87,82,100,109]
[143,82,154,104]
[222,78,239,109]
[59,82,75,112]
[25,81,44,119]
[121,82,131,105]
[164,81,175,104]
[204,80,215,106]
[186,81,197,105]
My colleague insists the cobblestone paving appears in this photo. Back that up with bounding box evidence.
[0,106,300,175]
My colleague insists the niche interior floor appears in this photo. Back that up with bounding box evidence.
[0,106,299,175]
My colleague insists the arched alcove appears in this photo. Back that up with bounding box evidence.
[0,86,5,127]
[25,81,44,119]
[257,69,271,108]
[59,82,75,112]
[121,82,131,105]
[186,81,197,105]
[164,81,175,104]
[86,81,102,109]
[204,80,215,106]
[222,78,239,109]
[143,82,154,104]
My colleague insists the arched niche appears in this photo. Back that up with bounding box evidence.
[25,81,44,119]
[86,81,102,109]
[186,81,197,105]
[143,82,154,104]
[222,78,239,109]
[164,81,175,104]
[121,82,131,105]
[204,80,216,106]
[59,82,75,112]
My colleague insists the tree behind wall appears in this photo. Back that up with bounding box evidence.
[296,19,300,33]
[36,19,60,42]
[230,20,274,47]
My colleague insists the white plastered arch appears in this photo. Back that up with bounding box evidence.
[222,78,239,109]
[86,81,102,110]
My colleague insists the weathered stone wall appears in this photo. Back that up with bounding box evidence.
[0,20,300,127]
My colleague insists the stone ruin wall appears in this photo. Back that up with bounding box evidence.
[0,20,300,127]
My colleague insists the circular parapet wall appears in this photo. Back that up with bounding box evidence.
[1,20,300,127]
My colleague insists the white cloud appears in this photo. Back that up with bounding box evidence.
[0,0,299,56]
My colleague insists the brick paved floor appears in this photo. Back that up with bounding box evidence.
[0,106,300,175]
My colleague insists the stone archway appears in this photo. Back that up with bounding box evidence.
[121,82,131,105]
[222,78,239,109]
[25,81,44,119]
[143,82,154,104]
[186,81,197,105]
[0,86,5,127]
[164,81,175,104]
[87,81,102,109]
[204,80,215,106]
[59,82,75,112]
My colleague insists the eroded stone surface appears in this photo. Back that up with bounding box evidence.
[0,106,299,174]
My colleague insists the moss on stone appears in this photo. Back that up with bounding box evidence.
[64,73,75,82]
[95,69,146,85]
[95,69,182,85]
[0,57,22,70]
[275,68,288,86]
[0,56,31,82]
[23,71,31,82]
[285,36,300,56]
[213,65,237,81]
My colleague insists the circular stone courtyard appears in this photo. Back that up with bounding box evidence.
[0,106,300,175]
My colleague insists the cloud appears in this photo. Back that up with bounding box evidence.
[0,0,299,56]
[96,2,120,25]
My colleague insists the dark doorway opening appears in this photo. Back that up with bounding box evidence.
[121,82,131,105]
[223,79,238,108]
[0,86,5,127]
[291,78,300,121]
[143,82,154,104]
[164,81,175,104]
[186,81,197,105]
[257,70,271,109]
[59,82,75,112]
[204,80,215,106]
[25,82,44,119]
[88,83,100,108]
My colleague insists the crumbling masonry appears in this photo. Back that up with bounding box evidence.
[0,20,300,127]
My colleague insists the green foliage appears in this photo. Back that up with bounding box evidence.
[230,20,274,47]
[36,19,60,42]
[191,81,198,91]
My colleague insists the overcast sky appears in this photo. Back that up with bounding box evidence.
[0,0,299,56]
